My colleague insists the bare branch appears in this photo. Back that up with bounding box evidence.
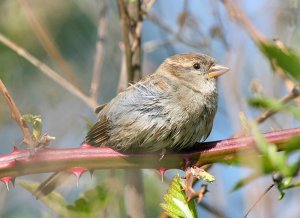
[0,80,34,147]
[0,34,97,109]
[118,43,128,92]
[20,0,82,90]
[90,0,108,102]
[222,0,266,43]
[255,86,300,123]
[222,0,300,124]
[147,12,208,49]
[116,0,133,82]
[243,184,275,218]
[0,127,299,179]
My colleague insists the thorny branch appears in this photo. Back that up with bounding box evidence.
[0,80,34,148]
[0,127,299,179]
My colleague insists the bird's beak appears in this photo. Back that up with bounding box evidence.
[208,64,230,78]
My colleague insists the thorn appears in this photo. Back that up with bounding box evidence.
[11,146,19,154]
[183,156,191,168]
[1,176,14,191]
[80,143,94,149]
[89,170,94,179]
[67,167,88,187]
[158,167,167,182]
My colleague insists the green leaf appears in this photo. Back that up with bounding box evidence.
[248,97,284,111]
[18,179,115,217]
[161,175,197,218]
[249,97,300,120]
[66,184,112,216]
[284,136,300,154]
[259,40,300,81]
[22,114,42,139]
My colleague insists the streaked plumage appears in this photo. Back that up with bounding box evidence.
[85,53,228,151]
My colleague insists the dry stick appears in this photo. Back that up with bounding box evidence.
[20,0,82,90]
[222,0,299,125]
[243,184,275,218]
[130,0,156,52]
[147,12,208,49]
[116,0,133,82]
[118,43,128,93]
[222,0,266,44]
[0,80,34,147]
[0,34,97,110]
[90,0,107,102]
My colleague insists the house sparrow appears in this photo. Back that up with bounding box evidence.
[85,53,229,151]
[35,53,229,197]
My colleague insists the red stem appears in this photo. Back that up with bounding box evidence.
[0,127,299,178]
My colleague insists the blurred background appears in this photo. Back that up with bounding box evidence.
[0,0,299,217]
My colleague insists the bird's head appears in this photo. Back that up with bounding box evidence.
[159,53,229,79]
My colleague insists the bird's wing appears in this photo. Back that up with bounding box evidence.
[94,103,107,114]
[84,115,110,147]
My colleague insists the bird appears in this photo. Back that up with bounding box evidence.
[85,53,229,151]
[35,52,229,197]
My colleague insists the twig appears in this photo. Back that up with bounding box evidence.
[243,184,275,218]
[147,12,208,49]
[130,0,156,52]
[90,0,107,102]
[116,0,133,82]
[19,0,82,90]
[0,34,97,109]
[118,42,128,92]
[0,80,34,147]
[255,86,300,123]
[222,0,300,124]
[221,0,266,44]
[0,127,299,179]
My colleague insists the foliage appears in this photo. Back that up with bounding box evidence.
[259,40,300,81]
[22,114,42,140]
[17,179,115,218]
[161,175,197,218]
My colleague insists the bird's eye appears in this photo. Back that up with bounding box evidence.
[193,63,200,70]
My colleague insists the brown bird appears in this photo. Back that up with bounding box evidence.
[35,53,229,197]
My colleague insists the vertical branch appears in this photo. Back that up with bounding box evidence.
[116,0,133,83]
[0,80,34,147]
[116,0,149,217]
[129,0,143,82]
[90,0,107,102]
